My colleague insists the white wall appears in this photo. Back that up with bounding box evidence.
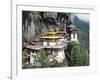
[71,33,78,41]
[43,42,57,46]
[43,42,47,46]
[56,49,65,62]
[49,42,56,46]
[0,0,99,80]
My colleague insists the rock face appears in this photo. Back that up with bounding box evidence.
[22,11,71,44]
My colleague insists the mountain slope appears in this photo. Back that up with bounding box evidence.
[72,15,89,65]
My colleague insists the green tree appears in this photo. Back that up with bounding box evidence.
[36,49,51,68]
[67,42,88,66]
[71,43,83,66]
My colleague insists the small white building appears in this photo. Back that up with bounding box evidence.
[71,32,78,41]
[69,24,78,42]
[24,44,43,66]
[30,51,37,65]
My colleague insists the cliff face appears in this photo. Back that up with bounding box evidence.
[22,11,70,43]
[22,11,47,43]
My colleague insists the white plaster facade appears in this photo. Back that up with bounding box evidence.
[49,42,56,46]
[56,49,65,62]
[43,42,47,46]
[50,49,65,62]
[43,41,57,46]
[71,33,78,41]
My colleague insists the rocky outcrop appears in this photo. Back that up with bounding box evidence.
[22,11,70,44]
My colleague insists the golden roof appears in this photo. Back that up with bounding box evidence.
[44,31,66,35]
[44,32,58,35]
[40,36,62,39]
